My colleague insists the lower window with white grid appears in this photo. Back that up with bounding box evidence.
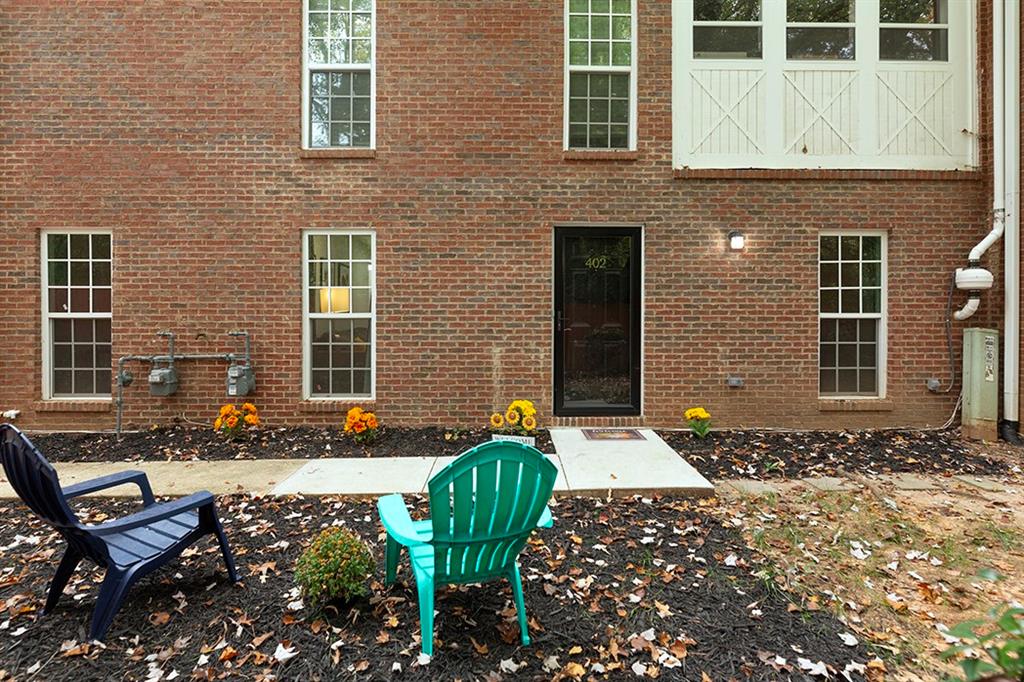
[818,233,886,397]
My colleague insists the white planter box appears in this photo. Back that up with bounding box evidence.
[491,434,536,447]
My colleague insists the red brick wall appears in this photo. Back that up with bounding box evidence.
[0,1,999,432]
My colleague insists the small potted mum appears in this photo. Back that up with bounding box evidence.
[344,406,381,444]
[684,406,712,439]
[214,402,260,440]
[489,399,539,447]
[295,527,374,610]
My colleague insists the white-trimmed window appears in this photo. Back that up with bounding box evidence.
[818,232,886,397]
[302,0,375,149]
[565,0,637,150]
[672,0,974,169]
[302,231,376,398]
[41,232,112,399]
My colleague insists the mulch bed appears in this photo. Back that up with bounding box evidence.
[30,426,555,463]
[657,427,1017,481]
[0,494,872,681]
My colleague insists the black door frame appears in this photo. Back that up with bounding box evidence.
[553,226,642,417]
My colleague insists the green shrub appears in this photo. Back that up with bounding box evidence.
[941,602,1024,681]
[295,527,374,607]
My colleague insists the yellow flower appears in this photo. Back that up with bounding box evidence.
[225,415,239,429]
[489,412,504,428]
[244,413,259,426]
[242,402,257,414]
[510,400,536,417]
[685,407,711,421]
[365,414,378,429]
[521,415,537,431]
[505,408,520,425]
[214,417,223,430]
[219,404,235,417]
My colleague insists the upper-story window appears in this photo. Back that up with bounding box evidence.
[672,0,973,170]
[302,0,375,149]
[565,0,637,150]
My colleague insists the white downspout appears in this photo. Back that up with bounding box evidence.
[1003,0,1020,434]
[954,0,1005,321]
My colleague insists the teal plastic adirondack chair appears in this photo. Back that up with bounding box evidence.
[377,441,557,657]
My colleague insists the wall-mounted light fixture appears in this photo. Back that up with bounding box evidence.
[728,230,745,251]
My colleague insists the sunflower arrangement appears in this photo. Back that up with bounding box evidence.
[489,399,539,436]
[214,402,260,440]
[684,406,712,439]
[344,406,380,444]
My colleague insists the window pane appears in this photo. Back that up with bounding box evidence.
[48,234,68,259]
[837,369,858,393]
[49,261,67,286]
[859,369,877,394]
[820,262,838,287]
[837,319,858,342]
[353,369,372,395]
[695,0,760,21]
[840,235,860,259]
[787,0,854,22]
[820,289,838,313]
[820,319,837,342]
[862,289,881,313]
[352,319,371,343]
[53,344,72,368]
[820,343,836,367]
[862,262,881,286]
[840,262,859,288]
[53,370,72,395]
[352,235,372,259]
[837,343,857,367]
[93,288,111,313]
[880,28,948,61]
[819,369,837,394]
[70,235,90,259]
[92,261,111,286]
[53,319,72,342]
[862,236,881,260]
[92,234,111,259]
[70,288,90,312]
[309,234,329,259]
[841,289,860,313]
[820,235,839,260]
[787,27,855,60]
[880,0,945,23]
[71,261,90,285]
[694,26,762,59]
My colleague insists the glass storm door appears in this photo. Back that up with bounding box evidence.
[554,227,641,416]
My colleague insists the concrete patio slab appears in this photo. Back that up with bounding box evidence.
[427,454,570,493]
[722,479,779,496]
[880,474,939,491]
[953,475,1009,493]
[271,457,436,497]
[549,428,714,497]
[804,476,859,492]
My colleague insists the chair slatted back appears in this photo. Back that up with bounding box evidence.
[427,441,557,584]
[0,425,108,563]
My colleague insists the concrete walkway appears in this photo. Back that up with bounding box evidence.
[0,428,715,499]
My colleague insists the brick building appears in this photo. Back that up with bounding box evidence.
[1,0,1020,433]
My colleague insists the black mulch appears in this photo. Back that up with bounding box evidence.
[0,495,871,681]
[30,426,555,463]
[657,427,1017,481]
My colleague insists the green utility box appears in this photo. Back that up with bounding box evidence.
[962,328,999,441]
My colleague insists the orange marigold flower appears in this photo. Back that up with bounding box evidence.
[242,402,257,414]
[244,414,259,426]
[352,421,367,433]
[365,415,378,429]
[505,409,520,425]
[219,404,235,417]
[225,415,239,428]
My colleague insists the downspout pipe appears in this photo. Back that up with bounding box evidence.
[1000,0,1021,443]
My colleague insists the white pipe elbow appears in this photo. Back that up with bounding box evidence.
[968,215,1005,262]
[954,297,981,321]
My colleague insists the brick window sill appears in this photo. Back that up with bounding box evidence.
[33,400,112,413]
[563,150,639,162]
[818,399,894,413]
[299,149,376,160]
[298,400,375,414]
[674,168,983,181]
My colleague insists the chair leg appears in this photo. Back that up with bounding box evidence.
[385,534,400,585]
[89,569,135,642]
[201,502,239,583]
[416,576,436,657]
[43,547,82,615]
[509,562,530,646]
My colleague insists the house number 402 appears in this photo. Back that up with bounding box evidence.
[585,255,609,269]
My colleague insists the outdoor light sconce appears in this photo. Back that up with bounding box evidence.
[728,231,745,251]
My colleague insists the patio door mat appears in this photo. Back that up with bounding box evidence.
[582,428,646,441]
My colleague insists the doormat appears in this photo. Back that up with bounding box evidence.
[582,428,646,441]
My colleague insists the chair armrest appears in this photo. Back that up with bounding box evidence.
[378,494,430,547]
[537,504,553,529]
[91,491,214,534]
[62,470,156,506]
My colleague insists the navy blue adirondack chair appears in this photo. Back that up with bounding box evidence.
[0,425,240,641]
